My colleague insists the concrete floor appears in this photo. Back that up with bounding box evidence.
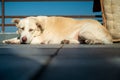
[0,44,120,80]
[0,33,120,80]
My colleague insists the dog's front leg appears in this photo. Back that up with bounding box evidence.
[2,37,20,44]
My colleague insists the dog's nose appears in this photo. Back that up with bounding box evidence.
[22,36,27,42]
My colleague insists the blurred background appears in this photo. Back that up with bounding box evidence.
[0,1,101,32]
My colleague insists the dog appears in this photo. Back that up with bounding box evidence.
[3,16,113,44]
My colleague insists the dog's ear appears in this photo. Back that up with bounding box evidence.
[12,18,20,24]
[36,22,44,33]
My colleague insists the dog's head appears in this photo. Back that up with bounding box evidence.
[12,17,45,44]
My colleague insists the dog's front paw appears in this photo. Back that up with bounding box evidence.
[3,40,12,44]
[2,40,20,44]
[61,40,70,44]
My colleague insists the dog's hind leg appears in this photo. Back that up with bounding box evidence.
[78,21,113,44]
[79,32,104,44]
[85,39,103,44]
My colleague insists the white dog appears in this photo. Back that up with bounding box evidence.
[3,16,113,44]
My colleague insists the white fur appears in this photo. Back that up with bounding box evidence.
[3,16,113,44]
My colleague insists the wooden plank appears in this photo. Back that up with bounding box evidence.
[0,15,102,18]
[0,24,15,26]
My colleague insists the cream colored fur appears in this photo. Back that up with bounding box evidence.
[3,16,113,44]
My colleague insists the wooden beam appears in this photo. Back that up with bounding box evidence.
[0,15,102,27]
[100,0,106,27]
[1,0,5,32]
[0,15,102,18]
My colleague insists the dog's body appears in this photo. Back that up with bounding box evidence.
[3,16,113,44]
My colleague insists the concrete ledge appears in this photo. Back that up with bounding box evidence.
[0,33,120,80]
[0,33,120,48]
[0,33,18,44]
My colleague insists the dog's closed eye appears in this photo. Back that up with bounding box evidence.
[29,29,33,32]
[20,27,24,30]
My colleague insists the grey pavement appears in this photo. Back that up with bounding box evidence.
[0,34,120,80]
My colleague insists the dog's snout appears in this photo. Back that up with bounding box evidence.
[22,36,27,42]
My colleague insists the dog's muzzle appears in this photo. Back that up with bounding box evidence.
[21,36,27,44]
